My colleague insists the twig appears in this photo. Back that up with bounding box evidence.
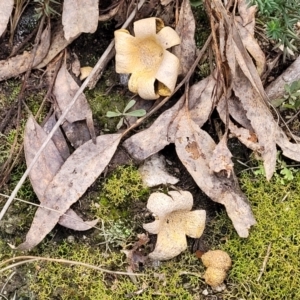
[0,256,146,277]
[0,0,146,222]
[257,243,272,282]
[0,193,102,231]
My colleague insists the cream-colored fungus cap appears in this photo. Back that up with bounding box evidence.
[143,191,206,260]
[114,17,181,100]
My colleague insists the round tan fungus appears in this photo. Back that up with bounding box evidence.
[203,267,227,288]
[201,250,232,270]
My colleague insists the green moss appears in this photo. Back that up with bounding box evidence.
[26,240,205,300]
[212,170,300,299]
[92,165,149,221]
[85,81,128,131]
[0,80,21,111]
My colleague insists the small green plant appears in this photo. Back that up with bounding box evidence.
[251,0,300,60]
[98,219,134,249]
[252,152,296,184]
[273,79,300,110]
[34,0,60,19]
[106,100,146,130]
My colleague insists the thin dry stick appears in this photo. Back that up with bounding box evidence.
[257,243,272,282]
[0,256,146,276]
[0,0,146,222]
[0,193,102,231]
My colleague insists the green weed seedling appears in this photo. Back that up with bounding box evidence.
[252,151,297,184]
[251,0,300,60]
[273,80,300,110]
[106,100,146,130]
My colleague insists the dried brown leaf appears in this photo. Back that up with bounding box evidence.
[232,67,277,180]
[266,55,300,103]
[53,61,96,142]
[173,0,196,75]
[62,0,99,41]
[123,76,216,160]
[43,113,70,160]
[209,135,234,177]
[160,0,173,5]
[237,0,256,26]
[0,24,51,81]
[235,17,265,75]
[175,114,256,237]
[18,133,122,250]
[35,23,77,69]
[24,115,98,231]
[0,0,13,37]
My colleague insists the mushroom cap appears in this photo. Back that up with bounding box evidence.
[146,211,188,260]
[146,190,193,217]
[114,17,180,100]
[203,267,227,288]
[201,250,232,270]
[143,190,206,260]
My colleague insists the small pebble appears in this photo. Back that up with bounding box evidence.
[67,235,75,243]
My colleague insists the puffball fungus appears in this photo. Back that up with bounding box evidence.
[143,191,206,260]
[201,250,232,290]
[114,17,181,100]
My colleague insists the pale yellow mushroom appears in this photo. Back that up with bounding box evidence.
[114,17,181,100]
[143,191,206,260]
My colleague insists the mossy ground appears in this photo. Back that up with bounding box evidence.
[212,170,300,300]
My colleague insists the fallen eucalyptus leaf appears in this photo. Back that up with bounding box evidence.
[175,114,256,238]
[62,0,99,41]
[24,115,98,231]
[209,135,234,178]
[18,133,122,250]
[35,23,78,69]
[123,76,216,160]
[232,67,276,180]
[173,0,196,75]
[0,0,13,37]
[43,113,70,161]
[0,23,51,81]
[53,61,96,143]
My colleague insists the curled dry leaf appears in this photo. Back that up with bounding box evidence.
[53,61,96,143]
[175,114,256,237]
[62,0,99,41]
[18,133,122,250]
[0,23,51,81]
[138,154,179,187]
[143,191,206,260]
[266,55,300,103]
[0,0,13,37]
[35,23,78,69]
[234,16,265,76]
[209,135,234,178]
[173,0,196,75]
[24,115,98,231]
